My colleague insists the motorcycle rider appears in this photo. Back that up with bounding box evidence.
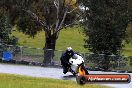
[60,47,74,74]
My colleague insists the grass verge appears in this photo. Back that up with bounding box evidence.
[0,73,110,88]
[12,27,88,53]
[12,27,132,55]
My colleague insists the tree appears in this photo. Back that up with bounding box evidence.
[125,0,132,42]
[81,0,130,70]
[0,0,79,65]
[126,22,132,40]
[0,12,17,45]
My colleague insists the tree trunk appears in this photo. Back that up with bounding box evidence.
[102,54,110,71]
[100,52,111,71]
[43,33,57,65]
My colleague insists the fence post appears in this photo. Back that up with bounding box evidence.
[20,46,23,61]
[43,49,54,65]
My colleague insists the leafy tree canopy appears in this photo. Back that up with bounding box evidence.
[81,0,130,55]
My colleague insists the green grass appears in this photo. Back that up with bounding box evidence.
[12,31,45,49]
[12,27,132,55]
[12,27,88,53]
[56,27,88,52]
[122,40,132,56]
[122,49,132,56]
[0,73,110,88]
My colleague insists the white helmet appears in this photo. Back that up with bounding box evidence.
[66,47,72,51]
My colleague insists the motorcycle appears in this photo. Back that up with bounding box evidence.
[68,53,89,76]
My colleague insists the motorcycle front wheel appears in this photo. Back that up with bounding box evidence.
[78,65,89,76]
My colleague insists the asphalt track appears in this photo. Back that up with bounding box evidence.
[0,64,131,88]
